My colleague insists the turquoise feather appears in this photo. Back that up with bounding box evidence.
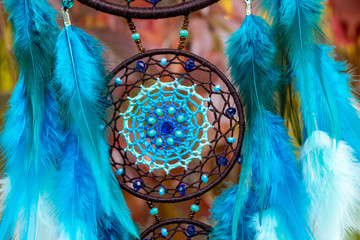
[226,14,279,237]
[0,0,61,239]
[53,24,138,239]
[3,0,59,170]
[275,0,341,140]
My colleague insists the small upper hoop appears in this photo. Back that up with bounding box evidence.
[76,0,219,19]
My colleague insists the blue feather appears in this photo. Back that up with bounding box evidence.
[54,24,138,238]
[226,14,279,235]
[3,0,59,170]
[0,0,61,238]
[211,186,257,240]
[276,0,341,140]
[0,82,64,239]
[316,45,360,159]
[55,133,98,240]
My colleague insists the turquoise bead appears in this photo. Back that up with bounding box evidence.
[116,168,123,176]
[191,204,199,212]
[99,125,105,131]
[147,129,156,137]
[161,228,168,237]
[167,138,174,146]
[227,137,236,143]
[175,130,183,138]
[147,117,157,125]
[159,187,165,196]
[156,138,163,146]
[160,57,167,66]
[150,207,158,215]
[61,0,74,9]
[177,115,185,123]
[180,29,189,37]
[201,174,208,183]
[168,106,176,115]
[214,84,221,92]
[156,108,163,116]
[115,77,122,84]
[131,33,140,40]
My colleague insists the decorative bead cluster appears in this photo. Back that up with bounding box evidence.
[178,15,190,50]
[127,18,144,52]
[119,78,212,173]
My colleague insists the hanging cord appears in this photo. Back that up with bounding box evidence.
[126,15,191,52]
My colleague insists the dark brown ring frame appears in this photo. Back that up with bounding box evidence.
[76,0,219,19]
[109,48,245,203]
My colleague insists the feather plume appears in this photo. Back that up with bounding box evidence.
[301,130,360,240]
[211,186,257,240]
[55,133,98,240]
[226,14,279,235]
[3,0,59,169]
[275,0,341,139]
[53,23,137,238]
[0,0,61,238]
[316,45,360,159]
[249,111,311,240]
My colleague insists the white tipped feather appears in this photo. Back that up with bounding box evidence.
[251,209,291,240]
[301,130,360,240]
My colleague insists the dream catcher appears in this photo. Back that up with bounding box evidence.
[2,0,360,239]
[78,0,245,238]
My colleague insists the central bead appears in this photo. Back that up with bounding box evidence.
[159,121,175,135]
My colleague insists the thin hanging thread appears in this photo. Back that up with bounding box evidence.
[126,15,191,52]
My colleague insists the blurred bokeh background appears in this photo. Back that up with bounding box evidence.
[1,0,360,238]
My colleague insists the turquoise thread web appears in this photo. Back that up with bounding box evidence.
[120,78,212,173]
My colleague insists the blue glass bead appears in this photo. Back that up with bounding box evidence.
[160,57,167,66]
[61,0,74,9]
[225,107,236,117]
[161,228,168,237]
[131,33,140,40]
[160,121,175,134]
[150,207,158,215]
[167,138,174,146]
[214,84,221,92]
[191,204,199,212]
[136,61,146,72]
[156,138,163,146]
[147,129,156,137]
[186,225,196,237]
[177,184,187,196]
[155,108,163,116]
[159,187,165,196]
[167,106,176,115]
[180,30,189,37]
[147,117,157,125]
[115,77,122,84]
[227,137,236,143]
[175,130,183,138]
[185,59,195,71]
[133,180,142,191]
[116,168,123,176]
[237,154,244,165]
[149,0,159,3]
[217,156,228,166]
[201,174,208,183]
[177,115,185,123]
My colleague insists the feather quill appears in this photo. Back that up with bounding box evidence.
[53,19,137,238]
[0,0,61,238]
[301,130,360,240]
